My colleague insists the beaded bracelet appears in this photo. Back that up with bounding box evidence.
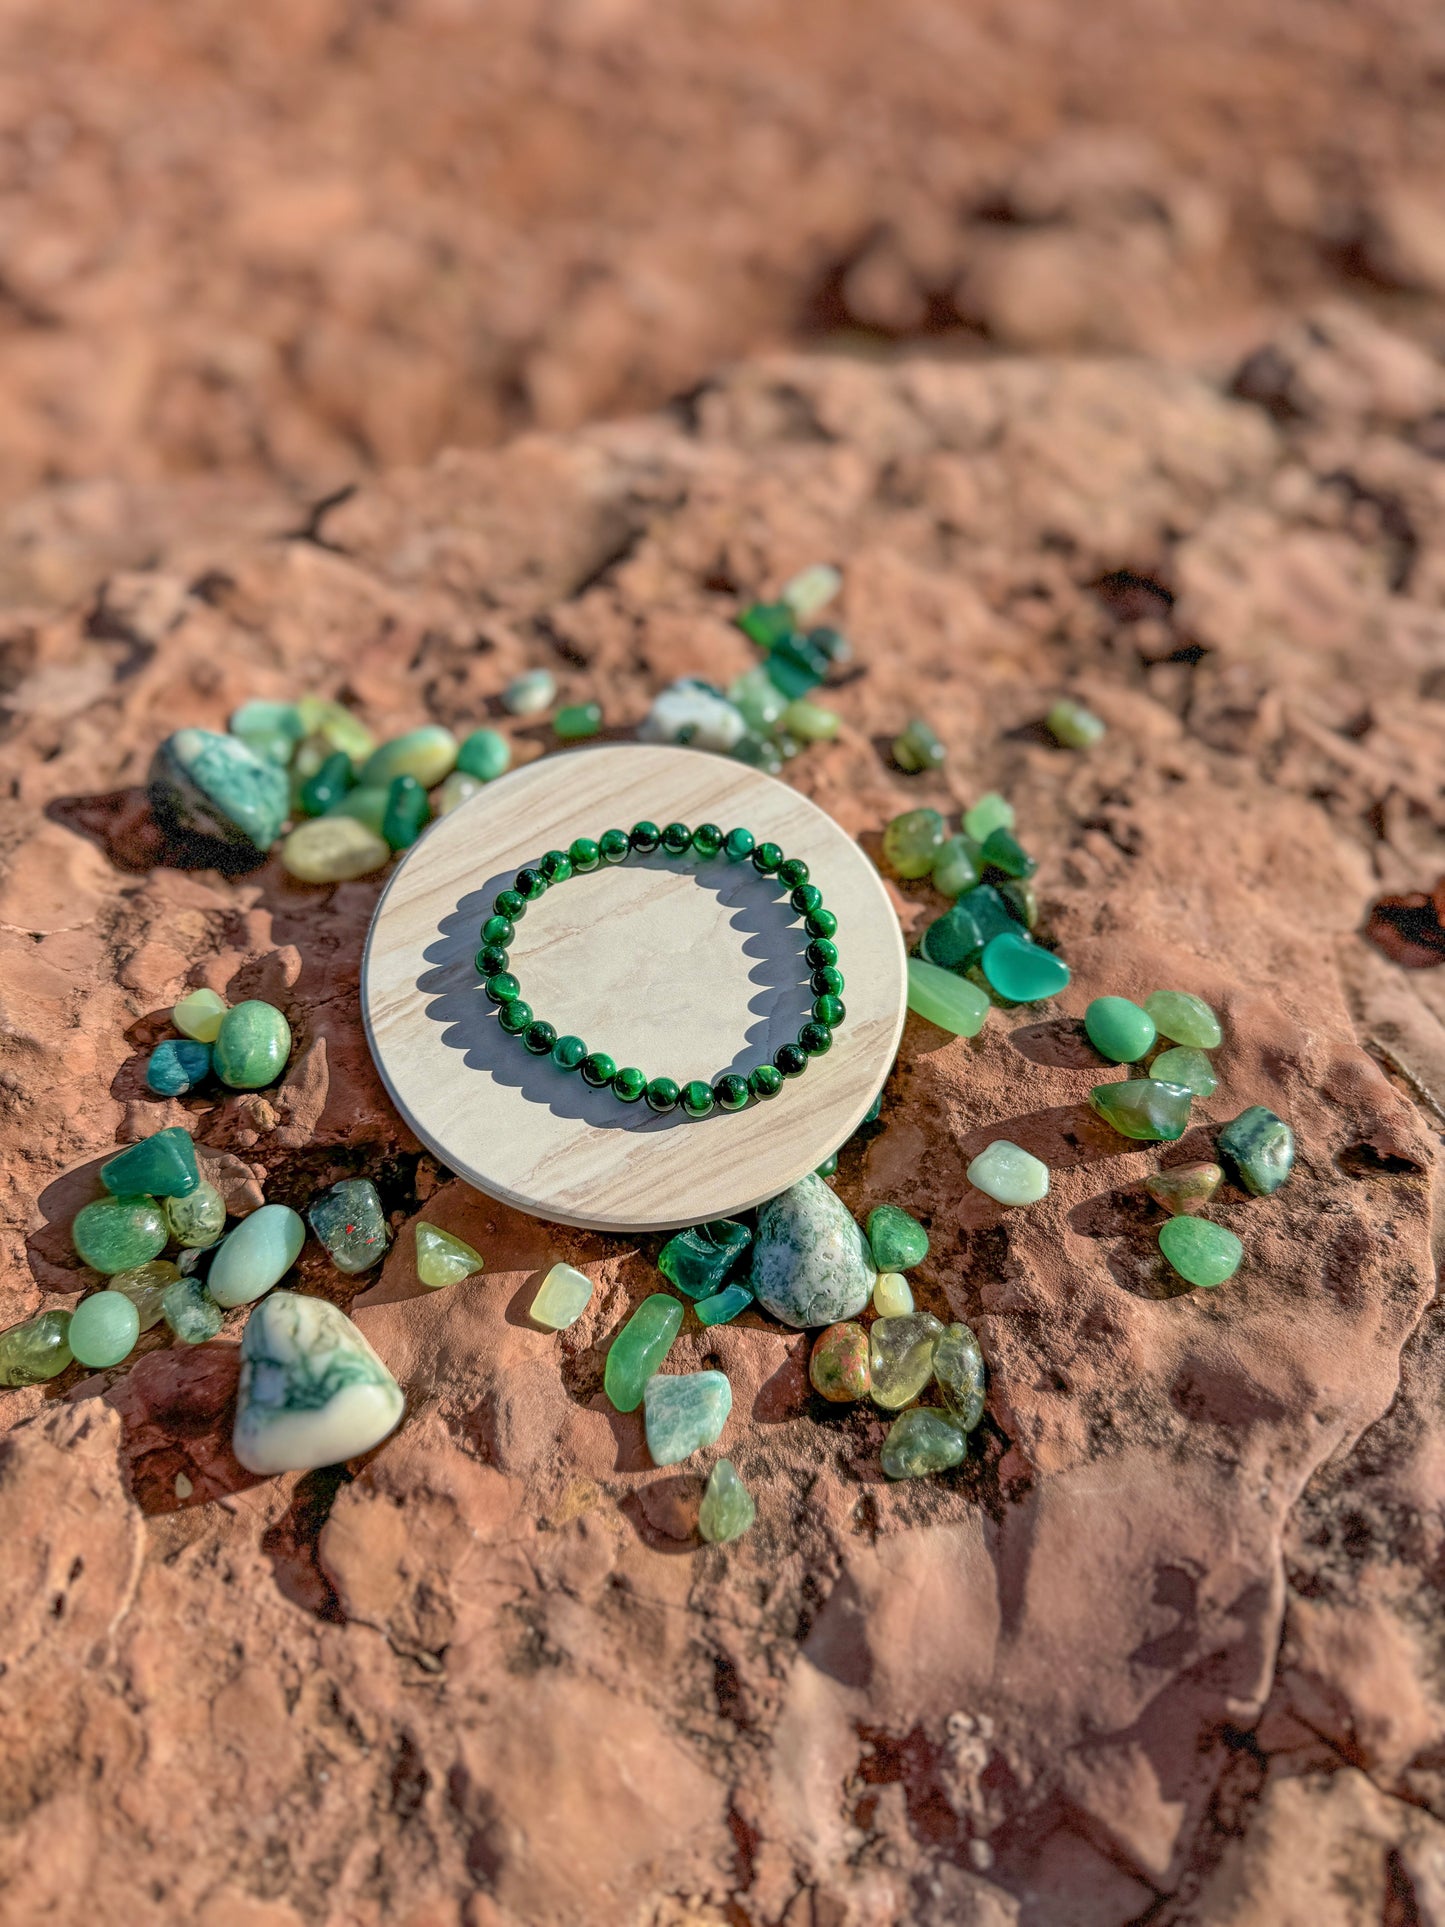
[474,819,846,1119]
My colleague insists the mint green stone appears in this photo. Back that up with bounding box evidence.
[69,1290,141,1368]
[866,1205,928,1271]
[1046,698,1106,749]
[1090,1077,1193,1142]
[643,1370,732,1466]
[1217,1105,1295,1196]
[229,700,305,768]
[892,718,945,773]
[604,1293,684,1411]
[1084,996,1157,1064]
[1158,1216,1243,1288]
[324,784,390,836]
[530,1263,593,1329]
[698,1458,755,1542]
[881,808,945,880]
[1144,990,1222,1050]
[931,834,983,898]
[165,1179,226,1248]
[360,726,458,790]
[920,885,1015,970]
[694,1283,753,1327]
[308,1179,389,1274]
[962,793,1014,842]
[728,664,788,733]
[881,1408,967,1480]
[1151,1047,1217,1097]
[779,698,839,742]
[658,1220,752,1299]
[0,1309,73,1385]
[207,1203,306,1308]
[906,957,989,1036]
[933,1323,986,1430]
[161,1275,224,1345]
[148,728,290,853]
[73,1196,168,1274]
[415,1223,484,1289]
[980,931,1070,1002]
[555,702,602,740]
[502,669,556,716]
[966,1139,1049,1204]
[457,728,511,782]
[213,1000,292,1090]
[101,1126,199,1200]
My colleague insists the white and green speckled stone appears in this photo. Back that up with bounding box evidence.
[749,1173,876,1329]
[232,1291,404,1475]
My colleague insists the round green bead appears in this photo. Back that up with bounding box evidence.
[569,836,600,872]
[646,1076,680,1113]
[68,1290,141,1369]
[813,994,845,1027]
[580,1051,616,1087]
[484,972,521,1004]
[805,938,838,970]
[661,821,692,856]
[774,1042,808,1078]
[539,849,573,884]
[752,841,783,876]
[523,1020,557,1055]
[552,1034,587,1071]
[713,1072,750,1111]
[691,823,724,858]
[806,908,838,940]
[599,828,631,864]
[514,867,547,901]
[748,1064,784,1100]
[498,999,533,1034]
[799,1020,833,1056]
[630,821,661,853]
[724,827,756,862]
[612,1066,647,1102]
[681,1079,715,1118]
[1158,1216,1242,1288]
[1084,996,1157,1064]
[475,943,509,977]
[72,1196,168,1275]
[1145,990,1222,1050]
[812,966,845,996]
[791,883,823,916]
[494,888,527,922]
[777,857,810,890]
[481,914,514,947]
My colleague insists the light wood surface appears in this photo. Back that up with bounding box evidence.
[361,744,906,1233]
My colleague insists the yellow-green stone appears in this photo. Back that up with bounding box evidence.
[780,563,842,621]
[1090,1078,1193,1142]
[530,1262,594,1329]
[111,1259,181,1331]
[1151,1046,1217,1097]
[73,1196,168,1275]
[1218,1105,1295,1196]
[906,958,989,1037]
[360,726,458,790]
[1144,990,1222,1050]
[933,1323,986,1430]
[1158,1216,1243,1288]
[433,771,483,816]
[1046,698,1106,748]
[872,1271,914,1317]
[866,1204,928,1271]
[604,1293,683,1411]
[962,793,1013,842]
[1084,996,1157,1064]
[172,987,227,1043]
[296,696,375,763]
[101,1126,199,1200]
[881,1408,967,1480]
[1145,1161,1224,1215]
[69,1290,141,1368]
[892,718,945,773]
[165,1179,226,1248]
[213,1000,292,1090]
[869,1312,944,1410]
[285,813,392,880]
[698,1458,756,1543]
[0,1309,73,1385]
[415,1223,484,1289]
[780,698,839,742]
[882,808,946,880]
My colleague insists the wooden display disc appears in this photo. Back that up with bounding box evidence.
[361,743,906,1233]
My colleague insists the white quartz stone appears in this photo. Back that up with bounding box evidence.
[637,680,747,753]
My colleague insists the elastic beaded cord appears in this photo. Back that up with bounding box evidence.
[474,820,846,1118]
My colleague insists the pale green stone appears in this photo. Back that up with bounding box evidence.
[643,1370,732,1467]
[906,957,990,1037]
[149,727,290,853]
[1046,698,1106,748]
[1158,1216,1243,1288]
[433,771,484,817]
[324,785,390,836]
[295,697,376,763]
[69,1291,141,1369]
[172,987,227,1043]
[0,1309,72,1385]
[882,808,945,880]
[933,1323,986,1430]
[779,698,840,742]
[530,1262,594,1329]
[1084,996,1157,1064]
[780,563,842,621]
[232,1291,404,1475]
[283,814,391,882]
[750,1174,875,1328]
[229,700,305,768]
[207,1203,306,1308]
[604,1294,683,1409]
[415,1223,484,1289]
[881,1408,967,1479]
[111,1260,181,1332]
[872,1271,914,1317]
[698,1458,756,1543]
[360,726,458,790]
[165,1179,226,1249]
[72,1196,168,1275]
[1091,1078,1193,1143]
[1144,991,1222,1050]
[727,665,788,734]
[1150,1046,1217,1097]
[966,1140,1049,1205]
[502,670,557,717]
[931,834,983,899]
[161,1275,224,1345]
[869,1312,944,1409]
[213,1000,292,1089]
[962,793,1014,842]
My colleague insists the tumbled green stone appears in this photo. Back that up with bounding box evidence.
[966,1139,1049,1204]
[729,664,788,733]
[980,827,1036,879]
[296,696,375,764]
[1085,996,1157,1065]
[736,600,795,649]
[503,669,556,716]
[815,1151,839,1177]
[1151,1047,1218,1097]
[1090,1077,1194,1142]
[882,808,946,880]
[893,718,945,773]
[457,727,511,782]
[752,1174,875,1328]
[0,1308,73,1385]
[872,1271,914,1317]
[599,828,631,864]
[69,1290,141,1368]
[415,1223,483,1289]
[931,833,984,898]
[73,1196,168,1275]
[498,999,533,1034]
[780,698,839,742]
[552,1034,588,1072]
[323,784,391,838]
[207,1203,306,1308]
[999,877,1039,930]
[612,1065,647,1102]
[361,726,458,791]
[644,1370,732,1466]
[555,702,602,740]
[283,814,392,881]
[580,1051,616,1088]
[933,1323,986,1430]
[962,793,1014,842]
[165,1179,226,1249]
[605,1293,684,1411]
[382,774,429,850]
[869,1312,944,1409]
[309,1178,390,1274]
[530,1262,594,1329]
[1144,990,1222,1050]
[112,1259,181,1331]
[230,699,305,768]
[102,1126,200,1201]
[698,1458,755,1542]
[149,728,290,854]
[881,1408,968,1480]
[298,749,355,817]
[1145,1161,1224,1215]
[920,885,1016,971]
[1217,1106,1295,1196]
[523,1020,557,1055]
[659,1220,752,1300]
[1046,698,1106,749]
[146,1038,212,1096]
[748,1064,783,1101]
[712,1072,750,1112]
[980,931,1071,1003]
[694,1283,753,1327]
[433,772,482,819]
[906,957,990,1037]
[646,1076,680,1113]
[809,1321,871,1401]
[724,827,756,862]
[732,732,784,775]
[161,1275,224,1345]
[213,1000,292,1090]
[233,1292,404,1475]
[866,1205,928,1271]
[763,631,830,698]
[1159,1216,1243,1288]
[172,986,228,1043]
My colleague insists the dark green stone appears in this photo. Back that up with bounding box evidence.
[101,1126,199,1200]
[807,624,849,663]
[515,866,547,900]
[612,1066,647,1102]
[481,913,514,947]
[298,750,355,817]
[799,1021,833,1056]
[692,823,724,858]
[681,1080,714,1118]
[580,1051,616,1087]
[1090,1078,1194,1142]
[552,1034,587,1071]
[815,1152,838,1177]
[382,774,428,850]
[658,1219,752,1298]
[777,857,809,890]
[475,943,509,977]
[539,848,573,884]
[646,1076,680,1113]
[724,827,756,862]
[920,885,1015,972]
[980,827,1037,878]
[763,632,830,697]
[630,821,661,853]
[813,994,845,1027]
[494,888,527,922]
[498,999,533,1034]
[999,878,1039,929]
[554,702,601,740]
[806,938,839,970]
[1217,1106,1295,1196]
[806,908,838,940]
[791,883,824,917]
[774,1042,808,1078]
[308,1177,390,1274]
[523,1020,557,1055]
[735,600,795,648]
[693,1285,754,1330]
[569,836,600,872]
[748,1064,784,1100]
[713,1072,750,1111]
[752,841,783,875]
[599,828,631,863]
[484,971,520,1003]
[812,966,845,997]
[661,821,692,856]
[733,734,783,774]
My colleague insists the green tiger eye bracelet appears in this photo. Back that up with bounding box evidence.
[475,820,846,1116]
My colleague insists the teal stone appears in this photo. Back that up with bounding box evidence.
[906,957,989,1037]
[1084,996,1157,1064]
[643,1370,733,1466]
[555,702,602,740]
[1046,698,1106,748]
[232,1291,404,1476]
[980,931,1071,1002]
[457,728,511,781]
[694,1283,754,1327]
[164,1179,226,1248]
[0,1308,73,1386]
[207,1203,307,1308]
[160,1275,224,1345]
[72,1196,168,1275]
[1218,1106,1295,1196]
[148,728,290,854]
[1159,1216,1243,1288]
[658,1220,752,1299]
[297,750,355,817]
[931,834,983,898]
[920,885,1015,971]
[892,718,945,773]
[1151,1047,1218,1097]
[1090,1077,1194,1142]
[750,1173,875,1329]
[880,1408,968,1480]
[724,827,756,862]
[762,632,830,698]
[866,1204,929,1271]
[882,808,946,880]
[146,1038,212,1097]
[360,726,458,790]
[735,601,795,649]
[604,1293,684,1412]
[308,1178,390,1274]
[381,774,429,850]
[962,793,1014,841]
[698,1458,755,1542]
[213,1000,292,1090]
[1144,990,1223,1050]
[229,700,305,768]
[980,827,1036,878]
[101,1126,199,1200]
[933,1323,986,1430]
[68,1290,141,1369]
[502,670,556,716]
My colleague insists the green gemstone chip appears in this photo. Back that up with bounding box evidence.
[1158,1216,1243,1288]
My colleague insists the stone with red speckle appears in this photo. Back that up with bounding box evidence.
[306,1178,390,1274]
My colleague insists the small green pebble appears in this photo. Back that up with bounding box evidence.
[165,1179,226,1249]
[780,563,842,621]
[323,785,391,838]
[659,1221,752,1299]
[360,726,458,791]
[161,1275,224,1345]
[1144,990,1223,1050]
[433,772,484,816]
[892,718,945,773]
[111,1259,181,1331]
[919,885,1016,971]
[869,1312,944,1409]
[906,957,990,1036]
[213,1000,292,1090]
[1046,698,1106,749]
[1090,1078,1194,1142]
[604,1293,684,1412]
[101,1126,199,1200]
[698,1458,756,1542]
[69,1291,141,1368]
[735,601,795,649]
[530,1262,594,1329]
[1158,1216,1243,1288]
[962,793,1014,842]
[502,669,556,716]
[295,696,375,763]
[762,632,830,699]
[457,728,511,782]
[555,702,602,740]
[882,808,946,880]
[931,834,983,898]
[172,987,227,1043]
[979,827,1037,879]
[780,698,839,743]
[415,1223,484,1288]
[866,1205,928,1271]
[728,665,788,733]
[283,814,392,880]
[732,733,784,774]
[1084,996,1157,1064]
[966,1140,1049,1205]
[1151,1046,1218,1096]
[980,931,1070,1002]
[881,1408,967,1480]
[146,1039,212,1096]
[308,1178,390,1274]
[872,1271,914,1317]
[933,1323,986,1430]
[999,877,1039,930]
[229,699,305,768]
[815,1152,839,1178]
[1217,1106,1296,1196]
[298,749,356,817]
[72,1196,168,1275]
[0,1308,74,1386]
[644,1370,733,1465]
[382,774,429,850]
[693,1283,753,1328]
[206,1203,306,1308]
[1145,1162,1224,1215]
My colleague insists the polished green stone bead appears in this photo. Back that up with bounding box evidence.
[629,820,661,853]
[724,827,756,862]
[867,1204,929,1270]
[813,995,845,1029]
[555,702,602,740]
[980,826,1037,879]
[881,1408,967,1480]
[498,999,533,1034]
[869,1311,944,1409]
[523,1020,557,1055]
[799,1020,833,1056]
[530,1262,592,1329]
[713,1072,750,1112]
[749,1063,784,1100]
[604,1292,684,1411]
[967,1139,1049,1204]
[920,884,1016,971]
[805,937,839,970]
[539,848,573,884]
[644,1369,732,1465]
[213,1000,292,1090]
[514,866,547,900]
[780,698,839,742]
[906,957,990,1036]
[791,883,823,917]
[1217,1105,1295,1195]
[931,833,984,898]
[415,1223,484,1289]
[806,908,838,940]
[681,1079,715,1118]
[599,828,631,863]
[1000,877,1039,929]
[102,1126,199,1200]
[1144,990,1222,1050]
[552,1034,587,1072]
[812,965,845,997]
[774,1042,808,1078]
[660,821,692,856]
[502,669,556,716]
[568,836,600,872]
[659,1219,752,1298]
[1085,996,1157,1064]
[777,857,810,890]
[1159,1216,1243,1288]
[962,792,1014,842]
[809,1321,871,1400]
[73,1196,168,1274]
[691,822,724,859]
[752,841,783,876]
[361,726,458,791]
[69,1290,141,1368]
[309,1178,390,1275]
[457,727,511,782]
[933,1322,986,1430]
[892,718,945,773]
[763,632,830,698]
[1145,1161,1224,1215]
[207,1203,306,1307]
[736,600,795,648]
[1046,698,1106,749]
[475,943,509,978]
[729,664,788,733]
[694,1285,753,1329]
[980,931,1070,1002]
[484,971,521,1003]
[495,888,527,921]
[815,1151,839,1177]
[0,1308,73,1386]
[882,808,946,880]
[161,1274,224,1345]
[612,1065,647,1102]
[165,1179,226,1249]
[480,913,515,948]
[173,986,228,1043]
[646,1076,680,1112]
[1151,1046,1218,1096]
[1090,1077,1194,1142]
[298,749,355,817]
[580,1051,616,1087]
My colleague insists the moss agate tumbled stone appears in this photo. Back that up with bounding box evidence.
[309,1178,389,1274]
[0,1308,73,1386]
[750,1174,875,1329]
[1218,1105,1296,1196]
[1144,990,1222,1050]
[233,1291,404,1476]
[1145,1161,1224,1215]
[658,1220,752,1299]
[605,1293,684,1412]
[906,957,990,1037]
[869,1312,944,1409]
[146,1038,212,1096]
[213,1000,292,1090]
[415,1224,484,1289]
[149,728,290,854]
[698,1459,756,1543]
[73,1196,168,1275]
[207,1203,306,1308]
[809,1321,870,1401]
[1084,996,1157,1064]
[101,1126,199,1200]
[881,1408,967,1480]
[882,808,945,880]
[165,1178,226,1249]
[1090,1077,1193,1142]
[933,1323,986,1430]
[1159,1216,1243,1288]
[866,1205,928,1271]
[643,1370,732,1466]
[161,1275,224,1345]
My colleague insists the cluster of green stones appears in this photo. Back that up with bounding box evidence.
[145,987,291,1097]
[476,820,847,1119]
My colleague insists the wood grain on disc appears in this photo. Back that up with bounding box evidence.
[361,743,906,1232]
